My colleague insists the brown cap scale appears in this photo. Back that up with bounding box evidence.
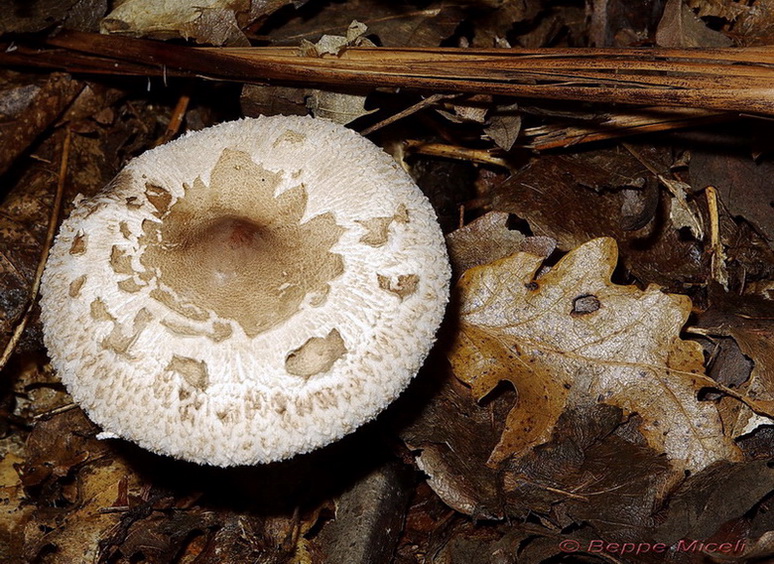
[40,116,450,466]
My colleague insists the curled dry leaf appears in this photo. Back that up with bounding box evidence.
[0,450,32,561]
[490,152,708,289]
[733,0,774,46]
[483,102,522,152]
[656,0,733,48]
[685,0,748,21]
[445,211,555,275]
[661,176,704,240]
[101,0,300,46]
[264,0,464,48]
[449,237,742,473]
[300,21,378,124]
[697,290,774,439]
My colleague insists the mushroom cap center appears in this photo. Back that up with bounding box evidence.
[139,149,345,337]
[186,216,278,286]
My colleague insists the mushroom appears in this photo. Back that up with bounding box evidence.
[40,116,450,466]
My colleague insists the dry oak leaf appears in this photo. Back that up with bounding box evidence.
[449,238,742,473]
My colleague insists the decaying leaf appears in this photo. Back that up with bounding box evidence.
[661,176,704,240]
[0,0,106,34]
[0,132,66,353]
[305,89,375,124]
[697,290,774,439]
[101,0,302,45]
[436,95,490,124]
[399,368,506,520]
[469,0,544,48]
[588,0,665,48]
[0,448,32,561]
[24,457,141,562]
[690,149,774,249]
[241,84,308,117]
[300,21,378,124]
[501,402,678,537]
[490,152,708,289]
[654,459,774,545]
[483,103,522,152]
[449,237,742,472]
[686,0,748,22]
[19,410,138,562]
[445,211,555,275]
[685,0,748,21]
[656,0,733,48]
[299,20,375,56]
[264,0,464,47]
[0,73,84,177]
[734,0,774,46]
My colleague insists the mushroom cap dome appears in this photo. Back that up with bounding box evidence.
[40,116,450,466]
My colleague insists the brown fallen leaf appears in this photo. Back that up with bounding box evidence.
[241,84,308,118]
[101,0,303,46]
[501,403,677,537]
[0,449,33,561]
[690,148,774,249]
[695,289,774,438]
[483,102,522,152]
[588,0,664,48]
[0,0,105,34]
[656,0,733,48]
[398,372,683,538]
[734,0,774,46]
[399,365,506,520]
[490,152,708,289]
[20,411,142,563]
[685,0,748,21]
[449,237,742,473]
[262,0,464,48]
[469,0,544,48]
[445,211,555,276]
[0,73,83,177]
[654,459,774,545]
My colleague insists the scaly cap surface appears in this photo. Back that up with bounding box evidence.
[40,116,450,466]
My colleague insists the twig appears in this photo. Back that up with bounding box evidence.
[404,140,509,167]
[360,93,456,136]
[705,185,728,289]
[0,129,70,371]
[523,106,730,150]
[6,32,774,115]
[32,402,77,420]
[509,475,590,501]
[154,91,191,146]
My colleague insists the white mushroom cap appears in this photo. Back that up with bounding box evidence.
[40,116,450,466]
